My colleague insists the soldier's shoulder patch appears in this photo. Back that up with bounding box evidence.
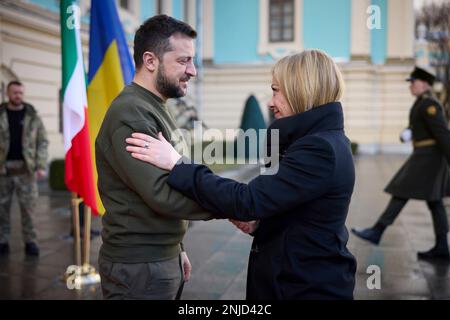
[427,105,437,116]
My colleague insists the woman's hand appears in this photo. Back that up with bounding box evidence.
[229,219,259,234]
[180,251,192,282]
[125,132,182,171]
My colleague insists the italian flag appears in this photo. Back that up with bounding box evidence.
[60,0,98,213]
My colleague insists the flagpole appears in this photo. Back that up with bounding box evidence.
[60,0,100,290]
[195,0,203,119]
[63,195,100,289]
[72,193,82,266]
[80,205,99,286]
[82,206,91,268]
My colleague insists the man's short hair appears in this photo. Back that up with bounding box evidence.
[7,80,23,90]
[133,14,197,69]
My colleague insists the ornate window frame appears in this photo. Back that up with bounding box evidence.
[258,0,303,59]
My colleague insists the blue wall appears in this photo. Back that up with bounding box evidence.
[27,0,388,65]
[303,0,351,60]
[172,0,184,21]
[140,0,156,22]
[27,0,92,24]
[27,0,155,25]
[140,0,183,22]
[213,0,353,64]
[26,0,59,13]
[213,0,262,64]
[370,0,387,64]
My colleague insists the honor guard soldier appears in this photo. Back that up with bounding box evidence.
[352,66,450,261]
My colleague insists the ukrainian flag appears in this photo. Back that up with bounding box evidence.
[87,0,135,214]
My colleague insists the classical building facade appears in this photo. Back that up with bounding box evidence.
[0,0,417,163]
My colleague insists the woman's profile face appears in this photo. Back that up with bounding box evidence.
[268,77,294,119]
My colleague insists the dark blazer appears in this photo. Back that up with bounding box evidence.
[167,102,357,300]
[385,91,450,201]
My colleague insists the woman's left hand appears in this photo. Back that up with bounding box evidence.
[180,251,192,281]
[229,219,259,234]
[125,132,182,171]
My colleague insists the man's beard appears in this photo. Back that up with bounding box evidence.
[156,64,189,99]
[9,99,23,107]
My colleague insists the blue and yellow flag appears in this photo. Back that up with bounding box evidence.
[87,0,135,214]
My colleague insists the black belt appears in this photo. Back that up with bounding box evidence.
[5,160,27,176]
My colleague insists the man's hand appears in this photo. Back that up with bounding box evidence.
[36,169,47,180]
[229,219,259,234]
[180,251,192,282]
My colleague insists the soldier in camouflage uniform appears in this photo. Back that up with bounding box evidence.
[0,81,48,256]
[352,67,450,261]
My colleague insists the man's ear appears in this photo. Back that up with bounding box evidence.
[142,51,158,72]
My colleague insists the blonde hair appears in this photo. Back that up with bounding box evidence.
[272,49,344,114]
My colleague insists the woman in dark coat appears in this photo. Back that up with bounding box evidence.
[125,50,357,299]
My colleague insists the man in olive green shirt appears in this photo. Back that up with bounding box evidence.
[96,15,211,300]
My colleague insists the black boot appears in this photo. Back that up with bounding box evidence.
[25,242,40,256]
[418,235,450,261]
[0,243,9,256]
[351,223,386,245]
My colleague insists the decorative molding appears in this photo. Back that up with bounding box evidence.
[385,57,415,65]
[2,32,60,53]
[258,0,303,59]
[350,54,371,63]
[0,1,89,42]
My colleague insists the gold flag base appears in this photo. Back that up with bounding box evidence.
[63,264,100,290]
[62,194,100,290]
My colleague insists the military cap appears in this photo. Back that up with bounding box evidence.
[405,66,436,86]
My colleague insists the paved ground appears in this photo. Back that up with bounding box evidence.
[0,154,449,300]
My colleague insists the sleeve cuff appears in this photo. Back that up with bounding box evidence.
[168,156,195,188]
[176,155,194,165]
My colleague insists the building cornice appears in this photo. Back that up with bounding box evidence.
[0,0,89,43]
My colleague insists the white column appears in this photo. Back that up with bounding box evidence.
[0,12,4,73]
[185,0,196,28]
[161,0,173,16]
[182,0,209,59]
[350,0,371,61]
[202,0,214,61]
[386,0,414,62]
[0,13,5,100]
